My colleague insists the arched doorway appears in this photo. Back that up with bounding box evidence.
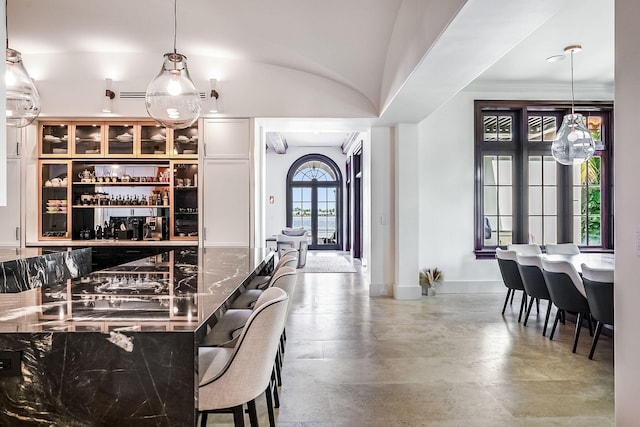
[286,154,342,250]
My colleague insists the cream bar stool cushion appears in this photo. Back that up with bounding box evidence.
[230,267,298,309]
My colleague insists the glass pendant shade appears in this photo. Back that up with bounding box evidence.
[551,113,595,165]
[145,53,201,129]
[6,48,41,128]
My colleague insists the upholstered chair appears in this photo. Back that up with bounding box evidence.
[507,243,542,255]
[199,287,289,427]
[545,243,580,255]
[230,267,297,310]
[247,254,298,290]
[516,253,554,335]
[496,248,529,321]
[541,258,592,353]
[581,263,614,360]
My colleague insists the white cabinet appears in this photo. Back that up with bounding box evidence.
[6,127,22,158]
[202,159,250,246]
[203,119,250,158]
[0,159,22,246]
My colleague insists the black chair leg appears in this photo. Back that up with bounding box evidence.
[536,298,540,314]
[502,289,512,315]
[550,310,561,340]
[523,297,535,326]
[518,293,527,323]
[264,385,276,427]
[510,289,515,304]
[589,321,603,360]
[275,354,282,387]
[542,301,553,337]
[200,412,208,427]
[247,400,259,427]
[271,369,280,408]
[232,405,245,427]
[572,312,583,353]
[587,314,594,337]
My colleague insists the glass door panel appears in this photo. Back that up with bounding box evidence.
[106,123,135,157]
[140,123,168,156]
[40,123,70,157]
[73,123,104,156]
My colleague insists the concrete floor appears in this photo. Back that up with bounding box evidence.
[203,255,614,426]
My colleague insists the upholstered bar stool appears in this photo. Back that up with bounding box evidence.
[199,287,289,427]
[516,253,554,335]
[582,263,614,360]
[541,258,592,353]
[496,248,529,321]
[231,267,297,310]
[246,255,297,290]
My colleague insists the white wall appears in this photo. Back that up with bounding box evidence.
[264,146,347,245]
[417,84,613,293]
[614,0,640,423]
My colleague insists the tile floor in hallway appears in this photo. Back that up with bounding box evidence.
[202,257,614,427]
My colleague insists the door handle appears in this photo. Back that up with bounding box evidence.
[15,227,19,241]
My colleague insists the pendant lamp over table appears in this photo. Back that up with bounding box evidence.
[550,45,595,166]
[145,0,201,129]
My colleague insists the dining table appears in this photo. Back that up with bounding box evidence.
[541,252,615,274]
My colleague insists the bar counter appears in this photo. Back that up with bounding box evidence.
[0,247,274,427]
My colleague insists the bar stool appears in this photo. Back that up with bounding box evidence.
[231,267,297,309]
[247,255,297,290]
[199,287,289,427]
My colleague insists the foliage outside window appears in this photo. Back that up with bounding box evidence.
[474,100,613,257]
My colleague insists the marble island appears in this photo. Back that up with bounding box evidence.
[0,247,274,427]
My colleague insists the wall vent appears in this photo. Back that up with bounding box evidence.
[119,91,207,99]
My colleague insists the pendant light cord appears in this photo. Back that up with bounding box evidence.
[173,0,177,54]
[570,50,575,116]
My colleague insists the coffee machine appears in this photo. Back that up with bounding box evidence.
[143,217,167,240]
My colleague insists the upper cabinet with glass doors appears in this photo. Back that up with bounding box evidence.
[171,122,199,158]
[40,122,71,157]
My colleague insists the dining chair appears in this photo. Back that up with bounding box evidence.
[496,248,528,321]
[545,243,580,255]
[507,243,542,256]
[541,258,592,353]
[199,287,289,427]
[516,253,554,335]
[581,263,614,360]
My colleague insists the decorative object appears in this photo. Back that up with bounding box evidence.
[101,78,116,113]
[5,0,41,128]
[208,78,220,113]
[419,267,443,296]
[145,0,201,129]
[550,45,595,166]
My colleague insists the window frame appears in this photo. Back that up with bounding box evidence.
[474,100,614,259]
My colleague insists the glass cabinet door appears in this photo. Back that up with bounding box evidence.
[40,123,70,157]
[73,123,104,157]
[171,123,198,157]
[41,161,71,239]
[171,161,198,239]
[139,123,168,156]
[106,123,135,157]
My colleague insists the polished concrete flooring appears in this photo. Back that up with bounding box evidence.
[203,254,614,426]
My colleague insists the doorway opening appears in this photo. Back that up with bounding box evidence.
[286,154,342,250]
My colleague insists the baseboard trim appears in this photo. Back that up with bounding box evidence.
[393,284,422,300]
[435,280,504,294]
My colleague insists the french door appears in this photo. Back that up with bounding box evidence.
[287,154,342,250]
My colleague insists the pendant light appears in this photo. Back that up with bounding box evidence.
[550,45,595,166]
[145,0,201,129]
[5,0,41,128]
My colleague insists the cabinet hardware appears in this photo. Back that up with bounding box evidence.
[16,142,20,157]
[15,227,19,241]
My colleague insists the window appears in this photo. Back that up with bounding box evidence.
[474,101,613,257]
[286,154,342,250]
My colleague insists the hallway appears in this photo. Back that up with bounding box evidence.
[205,265,615,426]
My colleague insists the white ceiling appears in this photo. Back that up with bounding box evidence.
[8,0,614,148]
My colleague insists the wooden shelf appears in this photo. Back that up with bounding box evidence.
[72,205,171,209]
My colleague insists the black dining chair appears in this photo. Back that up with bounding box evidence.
[581,263,614,360]
[496,248,529,322]
[516,253,554,336]
[541,258,592,353]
